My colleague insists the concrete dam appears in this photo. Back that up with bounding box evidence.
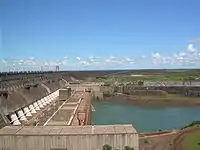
[0,71,139,150]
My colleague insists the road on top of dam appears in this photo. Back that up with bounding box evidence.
[25,91,84,126]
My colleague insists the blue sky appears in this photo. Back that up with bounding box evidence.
[1,0,200,70]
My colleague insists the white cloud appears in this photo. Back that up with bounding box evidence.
[178,52,186,57]
[110,56,115,59]
[79,61,90,66]
[187,44,198,52]
[0,59,7,64]
[64,56,68,59]
[76,57,81,61]
[1,42,200,71]
[151,52,165,65]
[29,57,35,60]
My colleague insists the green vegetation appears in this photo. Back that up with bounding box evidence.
[182,131,200,150]
[103,144,112,150]
[181,121,200,129]
[129,94,200,101]
[89,69,200,83]
[103,93,115,97]
[123,146,134,150]
[143,139,149,144]
[102,144,134,150]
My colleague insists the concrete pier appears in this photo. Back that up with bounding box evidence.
[23,107,32,117]
[17,110,27,121]
[10,113,21,125]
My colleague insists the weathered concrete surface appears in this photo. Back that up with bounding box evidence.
[0,115,7,129]
[43,81,61,92]
[71,91,92,125]
[70,83,103,99]
[0,86,48,115]
[59,88,71,101]
[0,80,67,116]
[0,125,139,150]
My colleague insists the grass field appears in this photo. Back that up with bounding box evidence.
[128,94,200,101]
[89,69,200,83]
[182,130,200,150]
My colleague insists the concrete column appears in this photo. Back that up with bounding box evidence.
[47,95,52,102]
[41,98,47,106]
[67,87,71,97]
[33,102,40,110]
[59,89,69,101]
[37,100,44,108]
[17,110,27,121]
[44,97,50,104]
[23,107,32,117]
[29,104,37,114]
[51,94,55,100]
[10,113,21,125]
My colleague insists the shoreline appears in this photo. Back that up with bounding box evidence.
[140,129,178,138]
[103,94,200,107]
[94,94,200,138]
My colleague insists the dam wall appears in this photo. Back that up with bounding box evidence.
[0,81,139,150]
[0,85,48,114]
[0,80,65,115]
[0,71,72,128]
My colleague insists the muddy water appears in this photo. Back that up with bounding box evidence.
[92,100,200,132]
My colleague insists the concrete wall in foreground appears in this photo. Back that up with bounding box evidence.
[0,125,139,150]
[0,134,138,150]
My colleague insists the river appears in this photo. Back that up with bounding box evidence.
[92,100,200,132]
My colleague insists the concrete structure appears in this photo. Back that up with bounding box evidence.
[0,80,139,150]
[10,113,21,125]
[59,88,71,101]
[40,90,92,126]
[0,125,139,150]
[71,90,92,125]
[17,110,27,121]
[70,83,103,100]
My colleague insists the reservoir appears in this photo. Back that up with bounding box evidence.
[92,100,200,132]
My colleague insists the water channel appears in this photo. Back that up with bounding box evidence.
[92,100,200,132]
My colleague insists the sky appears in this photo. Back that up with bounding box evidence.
[1,0,200,71]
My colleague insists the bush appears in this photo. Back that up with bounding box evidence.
[144,139,149,144]
[181,120,200,129]
[102,145,134,150]
[123,146,134,150]
[103,144,112,150]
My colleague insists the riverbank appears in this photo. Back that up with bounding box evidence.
[103,94,200,107]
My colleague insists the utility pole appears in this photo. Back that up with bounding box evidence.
[56,65,59,72]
